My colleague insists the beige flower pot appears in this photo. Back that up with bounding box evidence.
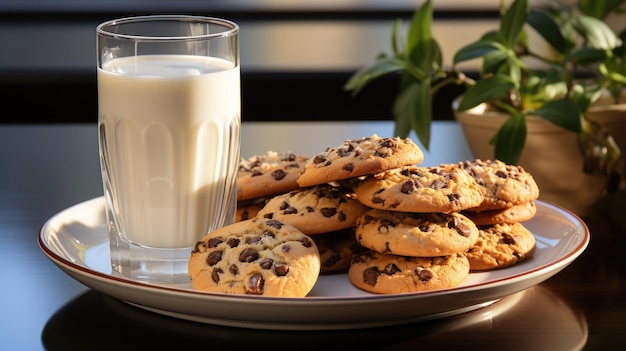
[454,103,611,216]
[588,92,626,164]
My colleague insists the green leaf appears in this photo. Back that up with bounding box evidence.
[534,99,583,133]
[578,0,626,19]
[567,47,607,65]
[344,57,405,95]
[392,80,432,149]
[453,39,504,64]
[493,113,527,164]
[407,0,434,74]
[526,9,568,53]
[572,15,622,50]
[482,49,509,74]
[393,83,416,139]
[500,0,528,48]
[411,80,432,149]
[456,75,515,111]
[391,19,403,58]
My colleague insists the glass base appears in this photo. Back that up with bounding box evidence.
[109,240,192,284]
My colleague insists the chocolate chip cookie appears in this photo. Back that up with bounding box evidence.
[355,209,479,257]
[256,184,370,235]
[188,217,320,297]
[237,151,309,201]
[463,201,537,225]
[355,164,484,213]
[348,250,470,294]
[459,159,540,211]
[297,134,424,187]
[465,222,536,271]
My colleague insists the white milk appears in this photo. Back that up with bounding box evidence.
[98,55,240,248]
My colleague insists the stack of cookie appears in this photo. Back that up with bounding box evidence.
[188,135,540,297]
[459,159,540,271]
[348,163,484,294]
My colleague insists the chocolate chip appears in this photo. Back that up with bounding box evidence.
[363,267,380,286]
[419,223,434,232]
[271,169,287,181]
[192,240,205,253]
[211,267,223,283]
[312,155,327,165]
[299,236,313,248]
[229,264,239,275]
[207,237,224,248]
[265,219,283,229]
[259,258,273,269]
[281,203,298,215]
[430,179,446,189]
[227,238,240,247]
[401,180,418,194]
[502,233,517,245]
[446,194,460,203]
[274,262,289,276]
[343,163,355,172]
[382,263,400,275]
[206,250,223,266]
[239,248,259,262]
[282,243,291,252]
[415,267,433,282]
[246,236,263,245]
[448,216,472,237]
[373,150,390,158]
[321,207,337,217]
[372,196,384,205]
[247,273,264,295]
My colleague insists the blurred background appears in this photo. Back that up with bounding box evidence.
[0,0,566,124]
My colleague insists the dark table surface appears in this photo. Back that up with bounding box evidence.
[1,121,625,351]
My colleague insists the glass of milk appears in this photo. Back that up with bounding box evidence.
[96,16,240,283]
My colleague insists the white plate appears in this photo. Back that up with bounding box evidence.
[39,197,589,330]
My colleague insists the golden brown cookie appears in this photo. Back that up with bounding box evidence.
[355,164,484,213]
[256,184,370,235]
[463,201,537,225]
[465,222,536,271]
[459,159,540,211]
[311,228,366,275]
[355,209,479,257]
[348,250,470,294]
[297,135,424,187]
[237,151,309,201]
[188,218,320,297]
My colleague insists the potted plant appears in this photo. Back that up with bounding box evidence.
[344,0,626,215]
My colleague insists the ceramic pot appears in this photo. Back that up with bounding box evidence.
[587,101,626,191]
[454,103,611,216]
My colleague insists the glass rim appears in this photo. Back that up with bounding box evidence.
[96,15,239,41]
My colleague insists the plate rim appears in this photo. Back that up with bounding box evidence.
[38,196,590,327]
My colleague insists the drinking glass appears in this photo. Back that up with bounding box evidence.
[97,15,240,283]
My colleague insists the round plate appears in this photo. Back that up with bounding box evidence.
[39,197,589,330]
